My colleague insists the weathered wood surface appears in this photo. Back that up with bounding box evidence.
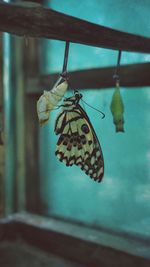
[13,37,26,212]
[0,33,4,217]
[26,62,150,94]
[0,1,150,53]
[1,213,150,267]
[23,38,42,213]
[25,95,41,213]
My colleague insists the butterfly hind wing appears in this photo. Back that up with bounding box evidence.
[83,135,104,182]
[55,104,104,182]
[55,109,88,166]
[78,105,104,182]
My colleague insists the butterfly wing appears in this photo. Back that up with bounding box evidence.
[55,103,104,182]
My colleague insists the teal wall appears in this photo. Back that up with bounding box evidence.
[39,0,150,237]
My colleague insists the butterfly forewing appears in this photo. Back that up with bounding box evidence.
[55,95,104,182]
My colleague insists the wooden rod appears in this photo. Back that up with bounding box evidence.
[26,62,150,94]
[3,32,15,215]
[0,1,150,53]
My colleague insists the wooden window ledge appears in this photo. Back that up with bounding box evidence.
[0,212,150,267]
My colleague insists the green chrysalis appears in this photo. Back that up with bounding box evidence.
[110,81,125,132]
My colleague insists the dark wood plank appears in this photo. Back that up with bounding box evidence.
[25,95,41,213]
[2,213,149,267]
[0,220,18,241]
[13,37,26,212]
[0,1,150,53]
[26,62,150,94]
[22,37,42,213]
[0,241,86,267]
[23,0,44,3]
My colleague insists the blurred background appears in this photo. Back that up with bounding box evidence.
[0,0,150,244]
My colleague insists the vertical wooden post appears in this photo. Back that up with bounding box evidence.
[13,36,26,212]
[0,33,4,217]
[24,38,41,213]
[3,32,15,215]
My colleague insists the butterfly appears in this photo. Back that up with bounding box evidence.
[55,91,104,182]
[37,77,68,125]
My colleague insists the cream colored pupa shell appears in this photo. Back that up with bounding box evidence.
[37,78,68,125]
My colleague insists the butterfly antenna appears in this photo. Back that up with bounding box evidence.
[81,99,105,119]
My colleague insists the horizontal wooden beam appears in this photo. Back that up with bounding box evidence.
[0,1,150,53]
[1,213,150,265]
[26,62,150,94]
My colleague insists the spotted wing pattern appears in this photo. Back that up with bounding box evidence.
[54,95,104,182]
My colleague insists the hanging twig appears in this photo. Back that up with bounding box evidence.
[113,50,122,81]
[61,42,70,77]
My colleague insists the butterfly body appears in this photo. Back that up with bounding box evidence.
[55,92,104,182]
